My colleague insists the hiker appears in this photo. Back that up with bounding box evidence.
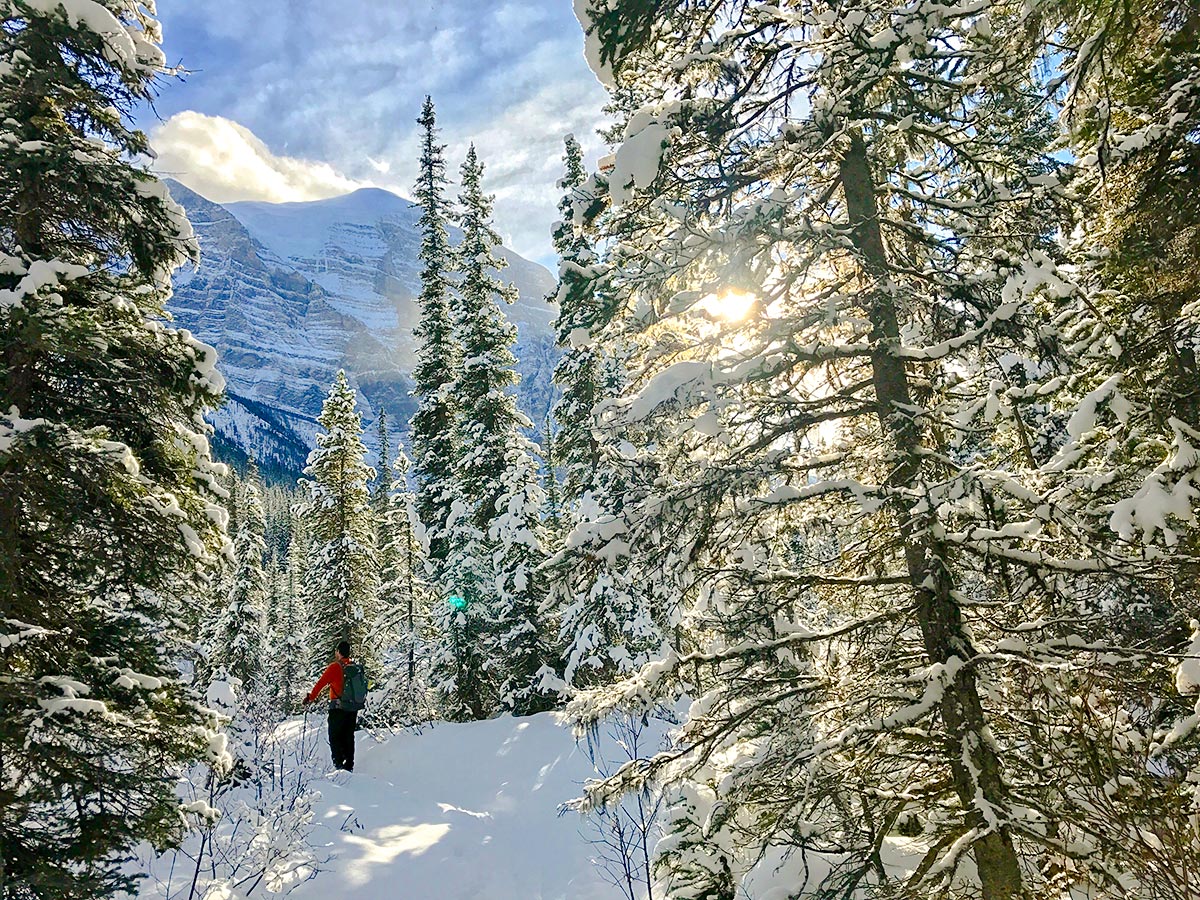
[303,640,367,772]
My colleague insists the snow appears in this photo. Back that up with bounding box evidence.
[225,188,419,262]
[0,257,90,310]
[267,713,619,900]
[609,109,674,207]
[1177,621,1200,695]
[627,360,714,420]
[180,328,225,394]
[206,679,239,715]
[136,176,198,269]
[573,0,616,87]
[1109,417,1200,545]
[37,676,108,718]
[0,618,48,650]
[0,407,46,456]
[17,0,155,72]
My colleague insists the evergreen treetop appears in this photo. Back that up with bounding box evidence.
[452,143,527,531]
[303,370,379,671]
[410,95,461,574]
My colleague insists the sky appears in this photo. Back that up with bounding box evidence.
[143,0,612,267]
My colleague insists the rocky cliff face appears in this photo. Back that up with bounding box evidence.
[165,182,559,479]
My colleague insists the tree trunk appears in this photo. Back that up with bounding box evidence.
[839,130,1025,900]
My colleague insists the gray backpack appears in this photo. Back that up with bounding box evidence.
[337,662,367,712]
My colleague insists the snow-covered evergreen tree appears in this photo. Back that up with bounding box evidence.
[373,442,434,724]
[491,442,555,715]
[431,145,529,720]
[0,3,229,895]
[210,462,268,689]
[549,134,611,505]
[302,371,379,673]
[410,95,461,580]
[565,2,1200,898]
[546,443,665,691]
[541,416,567,545]
[449,144,524,534]
[373,408,393,514]
[432,501,495,720]
[544,135,664,693]
[273,501,312,713]
[1057,0,1200,447]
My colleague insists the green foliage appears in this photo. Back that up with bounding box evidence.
[301,371,379,674]
[561,2,1200,898]
[549,135,615,504]
[371,446,435,725]
[1059,0,1200,429]
[0,2,229,896]
[410,96,461,577]
[210,464,268,689]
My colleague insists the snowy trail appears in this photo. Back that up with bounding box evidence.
[286,713,616,900]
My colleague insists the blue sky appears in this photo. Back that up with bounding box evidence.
[144,0,611,266]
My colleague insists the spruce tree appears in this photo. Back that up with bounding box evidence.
[433,145,527,720]
[0,3,228,895]
[210,462,267,689]
[373,408,393,513]
[302,371,379,672]
[409,96,461,580]
[430,145,558,720]
[1056,0,1200,430]
[260,558,285,710]
[275,501,312,713]
[544,135,662,692]
[541,415,566,546]
[548,134,610,504]
[565,2,1200,898]
[490,445,555,715]
[374,446,432,723]
[449,145,525,535]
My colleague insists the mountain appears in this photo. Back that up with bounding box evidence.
[164,181,560,480]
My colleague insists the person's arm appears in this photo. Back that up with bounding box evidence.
[305,663,340,704]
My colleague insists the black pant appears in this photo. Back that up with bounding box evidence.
[327,708,357,771]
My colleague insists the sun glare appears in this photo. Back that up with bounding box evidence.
[702,289,756,322]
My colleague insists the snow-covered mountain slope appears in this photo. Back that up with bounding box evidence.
[165,181,559,477]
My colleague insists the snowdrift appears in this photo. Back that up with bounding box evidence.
[286,712,614,900]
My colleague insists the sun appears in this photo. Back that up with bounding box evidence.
[701,288,756,322]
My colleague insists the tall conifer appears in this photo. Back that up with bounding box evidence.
[0,2,229,894]
[275,503,312,712]
[549,134,610,504]
[565,1,1200,897]
[410,96,460,580]
[434,145,553,719]
[373,409,393,511]
[374,447,432,723]
[544,135,661,691]
[302,371,378,671]
[211,462,268,689]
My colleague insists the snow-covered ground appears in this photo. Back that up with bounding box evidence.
[132,711,635,900]
[289,713,616,900]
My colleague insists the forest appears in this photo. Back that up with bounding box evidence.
[2,0,1200,898]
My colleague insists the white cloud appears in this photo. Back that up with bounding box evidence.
[150,111,369,204]
[151,0,613,263]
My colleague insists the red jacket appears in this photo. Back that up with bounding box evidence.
[306,661,346,704]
